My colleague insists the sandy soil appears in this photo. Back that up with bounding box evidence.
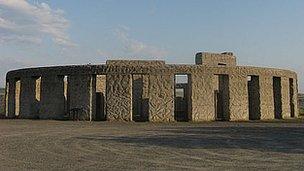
[0,120,304,170]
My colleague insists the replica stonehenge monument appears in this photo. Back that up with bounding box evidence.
[4,52,299,122]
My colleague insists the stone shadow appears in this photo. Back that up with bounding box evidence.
[75,125,304,154]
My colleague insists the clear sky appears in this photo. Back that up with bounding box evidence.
[0,0,303,91]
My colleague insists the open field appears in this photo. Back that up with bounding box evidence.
[0,120,304,170]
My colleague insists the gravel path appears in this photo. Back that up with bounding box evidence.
[0,120,303,170]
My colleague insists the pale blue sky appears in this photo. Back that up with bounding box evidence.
[0,0,303,91]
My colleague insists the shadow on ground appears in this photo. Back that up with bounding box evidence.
[76,126,304,154]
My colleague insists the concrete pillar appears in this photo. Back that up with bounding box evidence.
[15,80,20,117]
[40,75,65,119]
[4,82,8,117]
[142,75,150,120]
[281,77,291,119]
[293,78,299,118]
[69,74,96,121]
[6,79,16,118]
[149,74,174,122]
[106,74,132,121]
[19,76,37,119]
[229,74,249,121]
[260,75,275,120]
[190,72,215,121]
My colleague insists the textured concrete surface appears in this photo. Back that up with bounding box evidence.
[106,74,132,121]
[95,75,106,120]
[4,52,299,122]
[40,75,65,119]
[96,75,106,93]
[195,52,236,66]
[68,74,95,120]
[191,72,214,121]
[0,120,304,170]
[293,79,299,117]
[229,73,249,121]
[7,79,16,118]
[281,77,291,119]
[149,74,174,122]
[15,80,20,116]
[19,76,37,119]
[260,75,275,120]
[107,60,165,67]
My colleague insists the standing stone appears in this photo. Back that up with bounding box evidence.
[281,77,291,119]
[149,74,174,122]
[40,75,65,119]
[260,75,275,120]
[293,78,299,118]
[106,74,132,121]
[229,73,249,121]
[6,79,16,118]
[190,72,215,121]
[19,76,37,119]
[142,75,150,120]
[69,74,96,121]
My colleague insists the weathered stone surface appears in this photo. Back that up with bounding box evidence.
[96,75,106,120]
[190,72,215,121]
[260,75,275,120]
[149,74,174,122]
[40,75,65,119]
[229,73,249,121]
[196,52,236,66]
[15,80,20,116]
[106,74,132,121]
[218,75,230,120]
[293,79,299,118]
[19,77,38,119]
[96,75,106,93]
[281,77,291,119]
[7,79,16,118]
[107,60,165,67]
[4,52,299,122]
[68,74,96,121]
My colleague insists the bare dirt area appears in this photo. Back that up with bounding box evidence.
[0,120,304,170]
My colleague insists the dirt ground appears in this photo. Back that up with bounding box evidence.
[0,120,304,170]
